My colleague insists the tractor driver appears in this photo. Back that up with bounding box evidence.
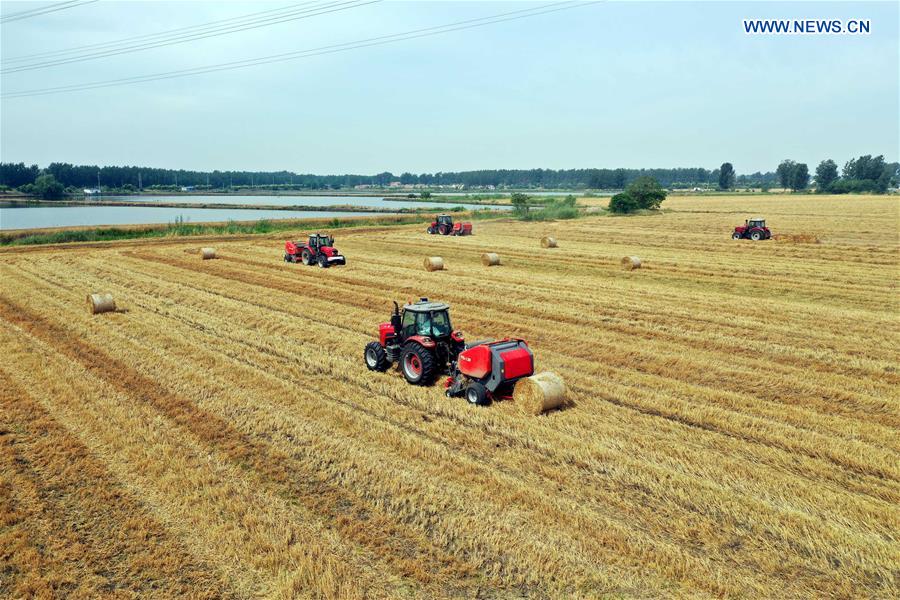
[431,311,451,337]
[415,312,431,337]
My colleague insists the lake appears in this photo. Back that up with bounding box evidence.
[0,206,385,230]
[102,194,504,209]
[0,196,511,230]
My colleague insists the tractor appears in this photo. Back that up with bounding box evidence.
[426,214,473,236]
[363,298,534,405]
[284,233,346,267]
[733,218,771,241]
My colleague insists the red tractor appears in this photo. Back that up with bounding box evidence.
[363,298,534,405]
[733,218,771,241]
[284,233,346,267]
[426,214,473,236]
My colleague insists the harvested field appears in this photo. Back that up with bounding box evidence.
[0,194,897,598]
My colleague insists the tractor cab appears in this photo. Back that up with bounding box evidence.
[748,218,766,229]
[308,233,334,249]
[399,300,453,341]
[436,214,453,227]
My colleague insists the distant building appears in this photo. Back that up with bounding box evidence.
[180,186,195,192]
[84,188,100,195]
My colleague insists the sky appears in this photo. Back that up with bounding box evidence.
[0,0,897,174]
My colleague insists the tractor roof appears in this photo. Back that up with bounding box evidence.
[404,299,449,313]
[750,217,765,221]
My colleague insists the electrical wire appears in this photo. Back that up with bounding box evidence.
[3,1,318,63]
[2,2,600,99]
[2,0,378,74]
[1,0,97,24]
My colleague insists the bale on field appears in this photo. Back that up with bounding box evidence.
[424,256,444,271]
[513,371,567,415]
[200,247,217,260]
[87,293,116,315]
[621,256,641,270]
[481,252,501,266]
[540,236,558,248]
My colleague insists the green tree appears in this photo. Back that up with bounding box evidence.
[625,176,667,210]
[814,159,838,192]
[790,163,810,191]
[718,162,735,190]
[33,173,65,199]
[608,192,639,213]
[776,160,796,189]
[608,177,667,213]
[510,192,530,216]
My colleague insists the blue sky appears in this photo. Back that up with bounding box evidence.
[1,1,897,174]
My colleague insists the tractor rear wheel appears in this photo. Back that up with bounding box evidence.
[750,231,762,241]
[400,343,435,385]
[732,232,742,240]
[364,341,391,371]
[465,382,487,406]
[302,250,313,265]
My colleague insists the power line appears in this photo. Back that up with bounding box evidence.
[3,2,318,63]
[1,0,378,74]
[1,1,600,99]
[0,0,97,24]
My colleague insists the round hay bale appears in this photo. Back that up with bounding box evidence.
[540,236,558,248]
[512,371,567,415]
[481,252,501,266]
[621,256,641,270]
[424,256,444,271]
[200,247,217,260]
[87,293,116,315]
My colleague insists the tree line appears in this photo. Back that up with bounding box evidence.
[2,157,894,197]
[714,155,897,193]
[1,162,777,192]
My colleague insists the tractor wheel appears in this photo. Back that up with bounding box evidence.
[364,341,391,372]
[400,343,435,385]
[302,250,313,265]
[317,254,329,268]
[426,226,435,234]
[284,253,291,262]
[465,382,487,406]
[732,232,742,240]
[750,231,763,241]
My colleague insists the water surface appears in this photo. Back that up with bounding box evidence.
[0,206,383,230]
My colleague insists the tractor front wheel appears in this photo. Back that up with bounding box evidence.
[318,254,329,268]
[400,343,435,385]
[732,232,742,240]
[465,382,487,406]
[750,231,763,241]
[364,342,391,372]
[426,226,435,234]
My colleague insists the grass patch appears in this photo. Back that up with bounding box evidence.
[514,195,588,221]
